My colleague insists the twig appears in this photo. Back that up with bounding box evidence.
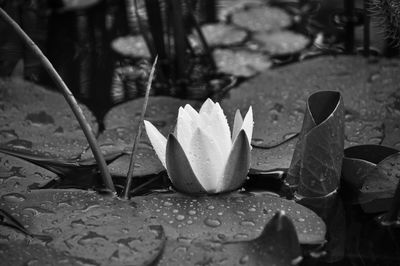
[0,8,115,192]
[122,56,157,199]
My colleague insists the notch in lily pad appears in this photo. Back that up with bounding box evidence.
[286,91,344,198]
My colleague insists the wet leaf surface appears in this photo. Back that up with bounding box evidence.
[0,78,98,159]
[342,145,400,213]
[132,192,326,245]
[221,56,400,172]
[0,152,57,193]
[213,48,272,77]
[80,127,164,177]
[253,31,310,56]
[158,212,303,266]
[287,91,344,197]
[231,6,292,32]
[0,189,165,266]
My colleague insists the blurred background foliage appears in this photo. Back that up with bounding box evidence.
[0,0,399,119]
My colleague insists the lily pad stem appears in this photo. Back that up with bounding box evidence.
[122,56,157,199]
[0,8,115,192]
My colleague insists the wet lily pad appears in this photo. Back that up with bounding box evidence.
[80,127,164,177]
[111,35,151,58]
[231,6,292,32]
[0,152,57,193]
[222,56,400,172]
[104,96,198,135]
[190,23,247,47]
[0,189,165,266]
[158,212,302,266]
[0,78,98,159]
[132,192,326,245]
[253,31,310,56]
[287,91,344,197]
[213,48,272,77]
[342,145,400,213]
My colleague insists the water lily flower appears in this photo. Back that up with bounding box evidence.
[144,99,253,194]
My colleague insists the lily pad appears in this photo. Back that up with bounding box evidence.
[80,127,164,177]
[132,192,326,245]
[158,211,302,266]
[0,189,165,266]
[253,31,310,56]
[213,48,272,77]
[111,35,151,58]
[190,23,247,47]
[287,91,344,197]
[0,152,57,194]
[221,56,400,172]
[104,96,199,135]
[342,145,400,213]
[0,78,98,159]
[231,6,292,32]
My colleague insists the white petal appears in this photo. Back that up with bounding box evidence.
[183,104,199,120]
[176,107,199,154]
[241,106,254,146]
[199,102,232,157]
[199,98,215,115]
[144,120,167,168]
[186,128,224,193]
[232,109,243,142]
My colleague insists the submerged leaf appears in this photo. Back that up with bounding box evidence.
[342,145,400,213]
[287,91,344,197]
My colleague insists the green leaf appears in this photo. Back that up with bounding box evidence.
[132,192,326,245]
[287,91,344,197]
[158,211,302,266]
[342,145,400,213]
[0,189,165,266]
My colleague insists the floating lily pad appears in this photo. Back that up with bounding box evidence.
[253,31,310,55]
[80,127,164,177]
[158,212,302,266]
[231,6,292,32]
[0,152,57,194]
[132,192,326,245]
[0,78,98,159]
[104,96,199,135]
[342,145,400,213]
[191,23,247,47]
[222,56,400,172]
[0,189,165,266]
[111,35,151,58]
[213,48,272,77]
[287,91,344,197]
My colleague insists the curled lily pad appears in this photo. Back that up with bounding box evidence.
[158,211,302,266]
[342,145,400,213]
[287,91,344,197]
[132,192,326,245]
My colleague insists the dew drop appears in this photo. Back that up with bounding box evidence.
[1,193,26,202]
[176,214,185,221]
[204,217,221,227]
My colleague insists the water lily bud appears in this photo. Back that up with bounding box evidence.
[144,98,253,194]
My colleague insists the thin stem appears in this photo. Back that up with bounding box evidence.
[122,56,157,199]
[363,0,370,57]
[0,8,115,192]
